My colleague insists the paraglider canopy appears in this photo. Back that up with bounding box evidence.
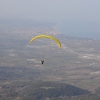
[30,34,61,48]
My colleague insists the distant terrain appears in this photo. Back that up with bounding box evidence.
[0,19,100,99]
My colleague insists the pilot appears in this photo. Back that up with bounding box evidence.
[41,60,44,64]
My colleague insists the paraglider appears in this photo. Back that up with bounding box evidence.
[41,60,44,64]
[30,34,61,64]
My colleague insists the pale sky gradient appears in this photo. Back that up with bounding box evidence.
[0,0,100,38]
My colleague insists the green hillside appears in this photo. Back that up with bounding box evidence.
[20,81,89,100]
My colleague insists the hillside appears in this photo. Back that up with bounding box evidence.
[20,81,89,100]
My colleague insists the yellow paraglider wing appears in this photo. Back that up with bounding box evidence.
[30,34,61,48]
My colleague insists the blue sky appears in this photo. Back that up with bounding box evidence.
[0,0,100,38]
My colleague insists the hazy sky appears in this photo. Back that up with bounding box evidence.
[0,0,100,38]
